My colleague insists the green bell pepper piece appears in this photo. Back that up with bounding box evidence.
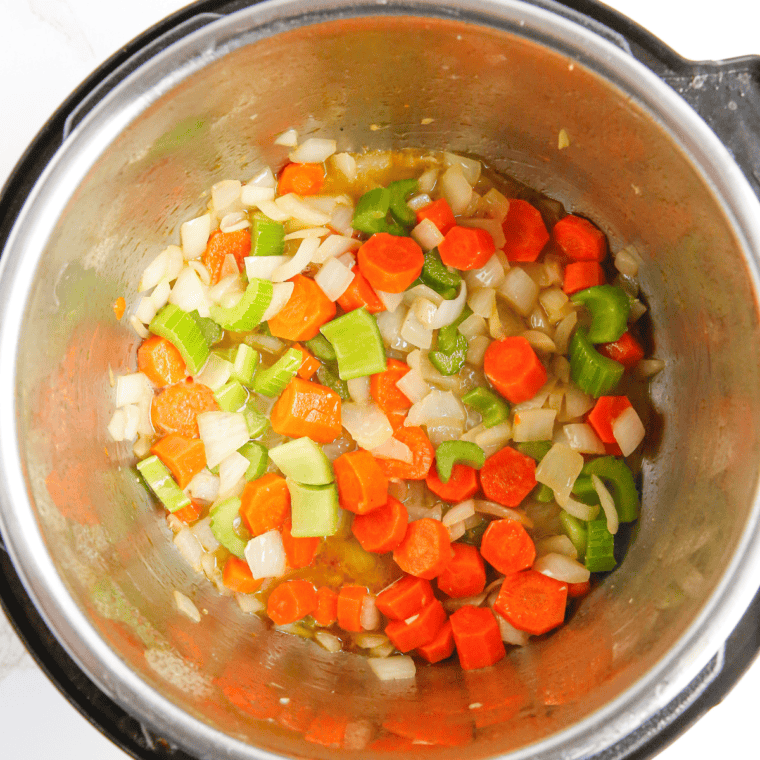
[420,249,461,300]
[387,178,419,228]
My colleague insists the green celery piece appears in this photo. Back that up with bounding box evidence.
[230,344,259,388]
[287,480,340,537]
[516,440,553,462]
[352,187,391,235]
[428,323,467,376]
[387,178,419,228]
[149,304,209,375]
[214,380,248,413]
[305,334,337,362]
[238,441,268,481]
[252,347,301,396]
[420,250,461,299]
[241,398,269,438]
[559,510,588,560]
[320,308,387,380]
[250,211,284,256]
[585,519,616,572]
[210,278,274,332]
[571,474,600,505]
[269,437,334,486]
[462,386,510,428]
[571,284,631,344]
[582,456,639,522]
[570,328,624,397]
[435,440,485,483]
[210,496,247,558]
[189,309,223,347]
[532,483,555,502]
[136,456,191,513]
[316,364,350,400]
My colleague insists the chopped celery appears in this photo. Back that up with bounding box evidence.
[214,380,248,413]
[569,328,624,397]
[571,284,630,344]
[387,178,419,228]
[209,496,247,558]
[209,278,274,332]
[582,456,639,522]
[352,187,391,235]
[269,437,334,486]
[288,480,340,537]
[241,398,269,438]
[516,440,553,462]
[316,364,350,400]
[532,483,555,502]
[189,309,223,346]
[252,347,301,396]
[435,440,485,483]
[584,519,616,572]
[305,333,337,362]
[238,441,268,481]
[462,386,510,428]
[559,510,588,560]
[136,455,191,513]
[571,474,600,505]
[420,250,461,300]
[149,304,209,375]
[250,211,284,256]
[320,308,387,380]
[230,344,259,388]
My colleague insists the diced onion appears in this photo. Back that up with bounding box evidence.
[496,613,530,646]
[197,411,250,469]
[440,164,472,215]
[245,255,291,281]
[444,152,481,185]
[270,237,320,282]
[407,193,432,211]
[174,590,201,623]
[207,273,242,307]
[355,632,388,649]
[478,188,511,223]
[129,316,149,339]
[533,553,591,584]
[174,529,203,573]
[614,246,642,277]
[376,307,407,348]
[256,199,290,222]
[513,378,557,411]
[411,218,445,251]
[468,287,496,318]
[561,423,606,455]
[464,254,506,290]
[535,443,584,504]
[284,227,331,241]
[500,267,539,317]
[315,631,343,652]
[180,214,211,260]
[188,469,220,504]
[289,137,337,164]
[347,376,371,405]
[376,289,405,313]
[562,385,595,420]
[539,287,571,324]
[367,656,416,681]
[412,297,438,328]
[169,266,210,317]
[107,408,127,441]
[558,495,600,522]
[274,128,298,147]
[275,194,331,226]
[218,451,250,500]
[395,368,430,404]
[474,501,533,526]
[194,353,232,390]
[553,311,578,355]
[429,281,468,329]
[330,204,355,236]
[458,313,487,339]
[535,534,577,559]
[400,309,433,349]
[523,330,556,354]
[211,180,242,215]
[592,474,619,535]
[474,422,512,457]
[313,234,359,264]
[332,152,357,181]
[115,372,152,407]
[192,517,221,552]
[466,335,490,366]
[371,437,413,463]
[418,168,438,194]
[612,405,646,456]
[237,594,265,614]
[442,499,475,527]
[448,521,467,541]
[220,211,250,234]
[240,184,275,208]
[341,402,393,450]
[406,390,465,429]
[512,408,556,442]
[245,530,287,579]
[260,282,295,322]
[315,257,355,301]
[139,245,184,292]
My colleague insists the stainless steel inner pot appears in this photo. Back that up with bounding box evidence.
[2,0,760,758]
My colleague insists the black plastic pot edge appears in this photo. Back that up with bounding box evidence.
[2,1,760,758]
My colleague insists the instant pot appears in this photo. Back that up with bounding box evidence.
[2,1,760,758]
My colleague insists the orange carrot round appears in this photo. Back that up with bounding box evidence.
[479,518,536,576]
[415,198,456,235]
[267,274,336,341]
[270,377,342,443]
[370,359,413,416]
[426,463,479,503]
[438,226,496,270]
[138,335,187,387]
[493,569,568,635]
[563,260,606,295]
[501,199,550,262]
[281,519,321,569]
[357,232,424,294]
[449,605,506,670]
[337,584,367,632]
[223,556,263,594]
[376,426,434,481]
[151,380,218,437]
[337,265,386,314]
[437,543,486,599]
[351,496,408,553]
[375,575,435,620]
[239,473,291,537]
[479,446,537,508]
[416,619,456,664]
[313,586,339,626]
[334,449,389,515]
[267,580,318,625]
[150,433,206,489]
[552,214,607,262]
[392,518,454,580]
[484,336,547,404]
[202,228,251,284]
[385,598,447,652]
[278,162,326,196]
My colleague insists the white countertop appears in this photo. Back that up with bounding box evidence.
[2,1,760,757]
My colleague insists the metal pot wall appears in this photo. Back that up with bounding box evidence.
[2,1,760,758]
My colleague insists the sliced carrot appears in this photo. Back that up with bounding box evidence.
[375,575,434,620]
[112,296,126,321]
[392,518,454,580]
[567,580,591,598]
[437,542,486,599]
[267,579,318,625]
[150,433,206,489]
[313,586,339,626]
[304,712,348,748]
[598,331,645,369]
[173,499,204,524]
[586,395,633,444]
[138,334,187,387]
[336,265,386,314]
[386,410,408,432]
[337,584,368,632]
[357,232,424,294]
[334,449,389,515]
[292,342,321,380]
[415,198,456,235]
[278,162,325,196]
[239,473,291,537]
[416,620,456,664]
[552,214,607,262]
[351,496,408,553]
[151,379,219,437]
[267,273,337,341]
[269,377,342,443]
[449,605,506,670]
[425,463,479,503]
[484,336,547,403]
[376,425,434,481]
[223,556,263,594]
[370,358,413,417]
[202,228,251,284]
[501,199,550,262]
[563,260,606,295]
[479,446,537,508]
[479,518,536,575]
[385,598,447,652]
[281,519,320,568]
[438,226,496,270]
[493,569,568,635]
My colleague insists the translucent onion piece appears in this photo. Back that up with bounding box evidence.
[412,297,438,328]
[558,495,599,522]
[612,405,646,456]
[248,166,277,188]
[535,534,577,559]
[513,377,557,412]
[355,632,388,649]
[367,656,416,681]
[444,152,481,185]
[464,254,506,290]
[371,436,413,463]
[194,353,232,391]
[411,218,445,251]
[245,255,291,281]
[430,281,467,329]
[406,390,466,428]
[561,423,606,455]
[332,152,357,181]
[499,267,539,317]
[460,218,506,251]
[405,283,444,307]
[442,499,475,527]
[315,631,343,652]
[256,199,290,222]
[315,257,355,301]
[512,408,556,442]
[474,422,512,457]
[274,128,298,147]
[400,309,433,350]
[240,184,275,208]
[245,530,287,579]
[634,358,665,379]
[187,260,211,287]
[447,521,467,541]
[237,594,265,614]
[192,517,221,552]
[376,289,405,313]
[169,266,210,317]
[218,451,250,500]
[115,372,152,407]
[458,313,487,339]
[197,411,250,469]
[211,180,242,215]
[553,311,578,355]
[614,246,642,277]
[330,204,355,236]
[523,329,556,355]
[360,595,381,631]
[534,553,591,584]
[260,282,295,323]
[473,501,533,526]
[562,385,595,421]
[220,211,250,234]
[275,194,331,226]
[174,590,201,623]
[466,335,491,366]
[107,408,126,441]
[407,193,432,211]
[468,287,496,319]
[289,137,337,164]
[180,214,211,260]
[417,168,438,194]
[478,188,511,223]
[539,286,571,324]
[284,227,330,241]
[270,237,320,282]
[592,474,619,535]
[129,316,149,339]
[341,402,393,450]
[139,245,184,292]
[347,376,371,405]
[174,529,204,573]
[496,613,530,646]
[207,273,242,306]
[311,234,358,264]
[535,443,584,504]
[440,163,472,215]
[395,367,430,404]
[376,307,407,347]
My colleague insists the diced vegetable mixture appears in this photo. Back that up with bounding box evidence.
[110,135,661,679]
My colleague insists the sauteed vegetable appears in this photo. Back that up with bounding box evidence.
[110,134,660,678]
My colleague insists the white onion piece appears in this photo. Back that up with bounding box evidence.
[313,234,359,264]
[188,469,220,504]
[218,452,250,500]
[460,218,506,251]
[405,283,444,306]
[376,289,405,313]
[418,168,438,194]
[341,402,393,450]
[220,212,250,233]
[411,218,445,251]
[240,184,275,208]
[535,443,584,504]
[248,166,277,188]
[500,266,539,317]
[314,631,343,652]
[244,255,291,281]
[561,423,606,455]
[536,534,577,559]
[289,137,337,164]
[174,590,201,623]
[187,260,211,287]
[330,204,355,236]
[479,188,511,223]
[274,128,298,146]
[412,297,438,328]
[275,194,331,226]
[174,530,203,573]
[592,474,619,535]
[395,368,430,404]
[513,378,557,412]
[440,163,472,215]
[444,151,481,185]
[442,499,475,527]
[458,313,487,339]
[563,385,595,420]
[360,595,381,631]
[539,287,571,323]
[448,521,467,541]
[129,316,149,339]
[150,279,173,313]
[260,282,295,322]
[169,266,210,317]
[197,411,250,469]
[211,180,242,214]
[315,257,355,301]
[237,594,265,614]
[115,372,152,407]
[512,408,556,442]
[139,245,184,292]
[534,553,591,584]
[332,152,357,180]
[635,358,665,379]
[270,237,320,282]
[367,656,416,681]
[474,501,533,526]
[256,199,290,222]
[245,530,287,579]
[134,295,157,326]
[371,436,413,463]
[612,405,646,456]
[406,390,465,428]
[283,227,331,242]
[466,335,490,366]
[194,353,232,390]
[355,633,388,649]
[180,214,211,260]
[615,246,641,277]
[558,495,600,522]
[474,422,512,457]
[553,312,578,355]
[121,404,140,441]
[429,281,467,329]
[207,273,242,306]
[464,254,506,290]
[347,376,371,405]
[496,613,530,646]
[523,330,556,354]
[376,307,407,348]
[468,287,496,318]
[400,309,433,350]
[107,408,127,441]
